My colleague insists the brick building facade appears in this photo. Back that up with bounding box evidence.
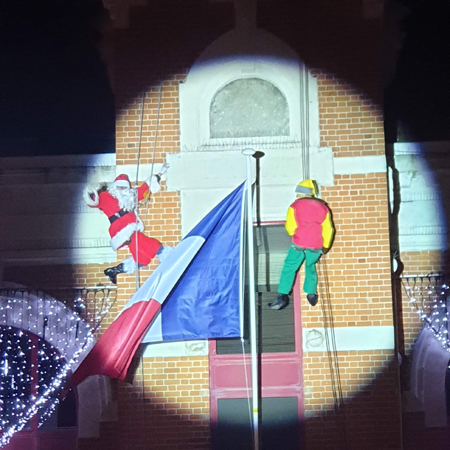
[5,0,448,449]
[86,1,399,449]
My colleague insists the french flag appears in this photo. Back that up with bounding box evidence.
[70,183,245,384]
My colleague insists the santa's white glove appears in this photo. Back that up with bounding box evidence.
[159,162,170,175]
[83,185,100,207]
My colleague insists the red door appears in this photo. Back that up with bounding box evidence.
[209,275,304,449]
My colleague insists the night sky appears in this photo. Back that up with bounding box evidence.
[0,0,449,157]
[385,0,450,143]
[0,0,114,157]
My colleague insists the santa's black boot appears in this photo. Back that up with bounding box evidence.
[104,263,126,285]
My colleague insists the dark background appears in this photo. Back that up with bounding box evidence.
[0,0,449,157]
[0,0,114,157]
[384,0,450,143]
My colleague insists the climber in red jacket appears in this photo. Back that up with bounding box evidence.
[269,179,335,309]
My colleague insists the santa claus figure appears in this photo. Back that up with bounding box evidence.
[83,164,169,284]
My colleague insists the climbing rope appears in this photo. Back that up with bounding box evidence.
[132,82,164,290]
[132,90,147,290]
[129,83,164,405]
[241,338,254,432]
[240,222,253,435]
[149,82,164,186]
[300,67,310,181]
[317,257,349,448]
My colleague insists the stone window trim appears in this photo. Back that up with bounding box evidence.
[179,28,320,152]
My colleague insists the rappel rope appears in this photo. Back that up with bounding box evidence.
[133,82,164,290]
[130,83,163,405]
[299,80,346,444]
[317,257,348,449]
[148,82,164,191]
[133,90,147,291]
[300,67,310,181]
[240,213,253,434]
[241,338,254,432]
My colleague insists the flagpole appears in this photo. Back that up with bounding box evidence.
[242,148,259,450]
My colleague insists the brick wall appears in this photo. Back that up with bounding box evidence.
[76,0,401,449]
[115,77,187,166]
[316,72,385,158]
[303,351,400,449]
[401,251,444,278]
[117,357,210,450]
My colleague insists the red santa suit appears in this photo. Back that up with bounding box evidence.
[84,174,162,268]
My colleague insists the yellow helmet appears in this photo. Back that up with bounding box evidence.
[295,179,317,197]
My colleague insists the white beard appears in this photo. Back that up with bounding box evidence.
[108,184,136,211]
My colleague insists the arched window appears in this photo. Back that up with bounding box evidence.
[210,78,289,139]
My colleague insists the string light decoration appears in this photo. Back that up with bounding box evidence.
[0,330,94,447]
[0,290,97,448]
[46,287,117,332]
[402,275,450,353]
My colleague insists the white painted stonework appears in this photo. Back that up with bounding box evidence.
[302,326,395,353]
[167,149,313,234]
[393,142,447,252]
[334,155,387,175]
[141,325,395,358]
[0,154,117,266]
[143,340,208,358]
[77,375,117,439]
[167,151,389,236]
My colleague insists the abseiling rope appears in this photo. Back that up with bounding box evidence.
[133,83,164,290]
[300,67,310,181]
[317,257,349,448]
[129,84,164,406]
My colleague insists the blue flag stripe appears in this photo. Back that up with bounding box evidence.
[142,183,245,343]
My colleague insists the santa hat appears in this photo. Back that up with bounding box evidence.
[114,174,131,188]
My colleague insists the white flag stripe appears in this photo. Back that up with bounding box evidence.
[117,236,205,318]
[143,310,163,342]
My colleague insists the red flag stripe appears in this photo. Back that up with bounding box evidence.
[70,299,161,385]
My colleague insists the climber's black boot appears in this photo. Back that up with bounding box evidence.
[104,263,126,285]
[269,294,289,310]
[307,293,319,307]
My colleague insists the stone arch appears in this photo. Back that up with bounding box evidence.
[179,27,319,150]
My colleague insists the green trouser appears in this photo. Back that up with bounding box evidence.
[278,245,322,295]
